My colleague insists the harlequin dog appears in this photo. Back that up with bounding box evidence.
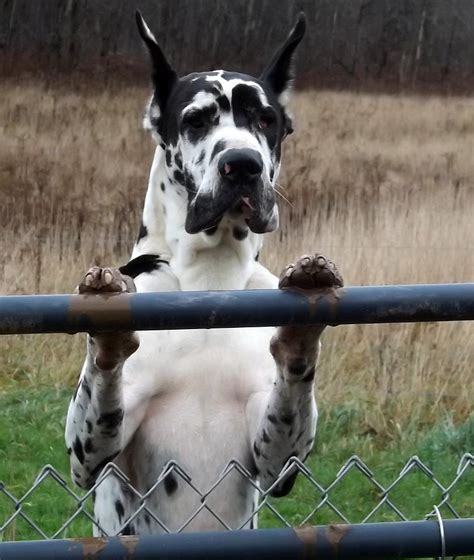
[65,11,343,535]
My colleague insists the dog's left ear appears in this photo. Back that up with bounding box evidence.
[260,13,306,106]
[136,10,177,113]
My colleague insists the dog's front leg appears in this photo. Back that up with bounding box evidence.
[65,267,140,489]
[251,254,343,497]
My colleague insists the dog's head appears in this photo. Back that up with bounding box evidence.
[137,11,305,235]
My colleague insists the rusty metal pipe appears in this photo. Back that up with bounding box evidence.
[1,519,474,559]
[0,283,473,335]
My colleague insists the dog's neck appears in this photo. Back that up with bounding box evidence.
[132,147,263,290]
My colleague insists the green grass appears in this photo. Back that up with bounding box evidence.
[0,386,473,542]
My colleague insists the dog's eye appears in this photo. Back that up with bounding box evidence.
[184,113,205,129]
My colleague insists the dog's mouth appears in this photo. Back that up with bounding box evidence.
[185,189,277,235]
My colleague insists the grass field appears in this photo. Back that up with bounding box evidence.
[0,77,473,540]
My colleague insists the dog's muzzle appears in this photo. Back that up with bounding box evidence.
[185,148,277,235]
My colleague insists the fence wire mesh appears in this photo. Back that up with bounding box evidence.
[1,453,473,541]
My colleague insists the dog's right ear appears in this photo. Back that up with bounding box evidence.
[136,10,177,113]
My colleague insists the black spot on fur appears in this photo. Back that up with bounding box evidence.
[92,490,96,504]
[165,150,172,167]
[119,254,169,279]
[73,382,80,402]
[305,438,314,447]
[267,414,277,424]
[262,430,270,444]
[269,456,299,498]
[174,152,183,170]
[211,139,226,161]
[216,94,231,112]
[296,428,306,442]
[232,226,249,241]
[115,500,125,521]
[280,411,296,425]
[196,150,205,165]
[164,473,178,496]
[97,409,124,431]
[270,167,275,181]
[121,523,135,535]
[160,182,166,192]
[73,436,84,465]
[288,359,309,376]
[67,447,72,456]
[82,379,92,400]
[137,222,148,243]
[84,438,94,454]
[86,420,93,434]
[253,441,261,457]
[255,252,260,261]
[174,169,184,184]
[301,367,316,383]
[89,451,120,480]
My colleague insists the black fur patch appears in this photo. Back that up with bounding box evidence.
[216,94,231,112]
[301,367,316,383]
[165,150,172,167]
[73,436,84,465]
[119,254,169,279]
[115,500,125,521]
[84,438,94,454]
[89,451,120,480]
[174,152,183,170]
[253,441,261,457]
[267,414,277,424]
[280,411,296,425]
[137,222,148,243]
[232,226,249,241]
[164,473,178,496]
[288,359,309,377]
[121,523,135,535]
[174,169,184,184]
[82,379,92,400]
[255,252,260,261]
[196,150,205,165]
[160,182,166,192]
[211,139,226,161]
[97,409,124,431]
[262,429,270,443]
[86,420,93,434]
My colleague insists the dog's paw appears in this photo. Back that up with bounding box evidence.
[76,267,139,370]
[278,254,343,291]
[77,266,136,295]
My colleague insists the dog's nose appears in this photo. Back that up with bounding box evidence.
[218,149,263,182]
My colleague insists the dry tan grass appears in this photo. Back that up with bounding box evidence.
[0,79,473,436]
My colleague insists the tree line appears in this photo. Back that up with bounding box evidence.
[1,0,473,89]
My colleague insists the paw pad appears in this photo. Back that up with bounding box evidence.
[279,254,343,290]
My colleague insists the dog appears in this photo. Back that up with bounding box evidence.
[65,11,343,535]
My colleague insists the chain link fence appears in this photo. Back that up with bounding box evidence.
[1,453,473,541]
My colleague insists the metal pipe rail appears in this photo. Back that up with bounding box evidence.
[1,519,474,559]
[0,283,473,335]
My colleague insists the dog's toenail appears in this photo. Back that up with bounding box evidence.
[85,274,93,286]
[104,271,113,284]
[316,256,326,266]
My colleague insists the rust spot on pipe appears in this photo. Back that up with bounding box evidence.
[121,535,140,559]
[326,523,350,556]
[294,526,317,558]
[78,536,108,559]
[68,293,133,333]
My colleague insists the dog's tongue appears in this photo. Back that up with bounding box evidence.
[240,197,255,219]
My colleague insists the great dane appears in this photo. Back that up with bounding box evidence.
[65,11,343,535]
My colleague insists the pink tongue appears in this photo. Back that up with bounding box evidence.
[240,197,255,219]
